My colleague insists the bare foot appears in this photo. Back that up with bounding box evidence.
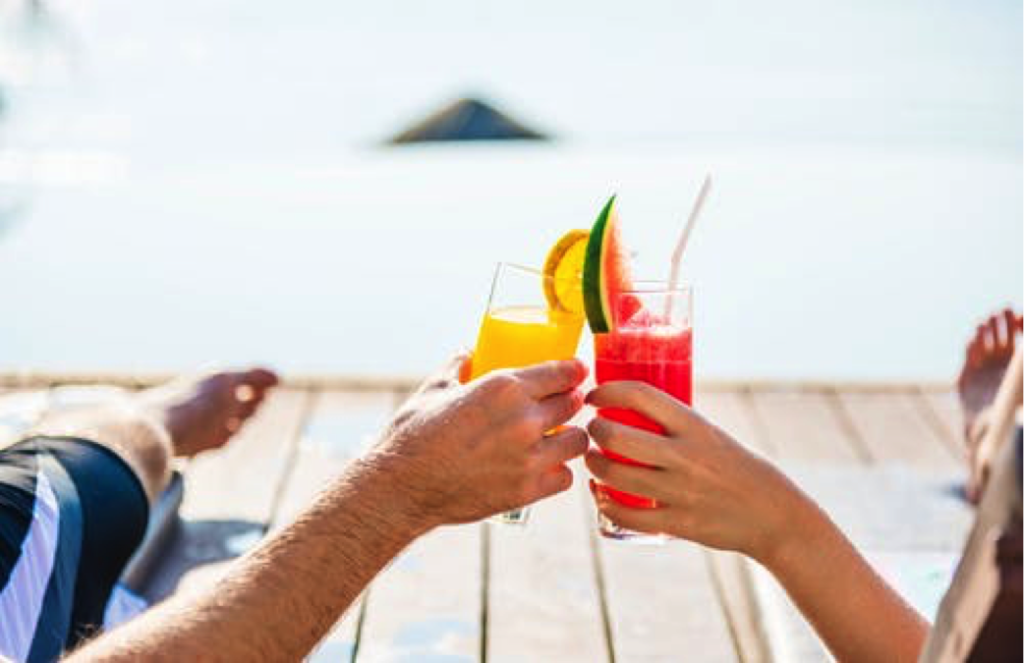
[139,368,279,458]
[957,308,1021,501]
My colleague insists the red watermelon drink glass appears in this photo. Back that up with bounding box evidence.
[593,284,692,543]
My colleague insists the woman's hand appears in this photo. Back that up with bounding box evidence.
[584,380,815,563]
[585,381,931,662]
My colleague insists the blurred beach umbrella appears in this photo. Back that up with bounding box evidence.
[388,97,547,144]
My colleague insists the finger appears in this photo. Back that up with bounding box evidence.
[590,480,667,535]
[1002,309,1018,354]
[584,449,669,502]
[586,381,693,436]
[587,416,669,467]
[513,359,588,399]
[532,426,588,467]
[532,465,574,501]
[535,389,585,431]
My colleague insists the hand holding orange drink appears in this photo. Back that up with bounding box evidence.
[468,231,589,524]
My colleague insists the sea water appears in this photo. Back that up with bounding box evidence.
[0,0,1019,380]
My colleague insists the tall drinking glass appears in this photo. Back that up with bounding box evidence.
[471,263,585,524]
[592,284,692,543]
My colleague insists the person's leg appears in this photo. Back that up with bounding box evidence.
[957,308,1022,502]
[31,368,279,503]
[0,368,278,656]
[31,404,172,504]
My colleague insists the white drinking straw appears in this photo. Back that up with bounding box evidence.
[667,174,711,290]
[665,174,711,316]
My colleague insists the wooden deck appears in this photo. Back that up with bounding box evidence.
[0,376,975,662]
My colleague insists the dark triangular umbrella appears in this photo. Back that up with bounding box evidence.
[388,97,547,144]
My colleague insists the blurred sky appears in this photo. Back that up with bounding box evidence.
[3,0,1020,155]
[0,0,1020,380]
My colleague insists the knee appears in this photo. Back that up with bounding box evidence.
[110,408,172,496]
[34,403,172,502]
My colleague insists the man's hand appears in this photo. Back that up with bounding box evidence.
[371,355,590,529]
[584,380,812,563]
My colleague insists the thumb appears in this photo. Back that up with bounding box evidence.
[418,351,471,395]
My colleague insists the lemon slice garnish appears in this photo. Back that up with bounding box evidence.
[542,229,589,315]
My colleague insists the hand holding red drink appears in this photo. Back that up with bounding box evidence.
[593,315,692,509]
[583,380,819,561]
[580,181,707,541]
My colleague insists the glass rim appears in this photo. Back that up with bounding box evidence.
[613,280,692,296]
[494,261,580,284]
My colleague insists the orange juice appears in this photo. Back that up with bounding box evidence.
[471,305,584,379]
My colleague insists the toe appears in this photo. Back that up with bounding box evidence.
[968,325,986,368]
[235,397,262,421]
[1000,308,1018,355]
[232,368,278,404]
[225,416,243,434]
[984,316,1000,356]
[245,368,279,391]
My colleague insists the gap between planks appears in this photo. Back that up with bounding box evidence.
[585,501,618,663]
[264,389,321,533]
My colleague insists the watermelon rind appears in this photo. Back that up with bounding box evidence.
[582,195,617,333]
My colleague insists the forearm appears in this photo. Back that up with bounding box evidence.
[70,455,429,662]
[760,496,928,663]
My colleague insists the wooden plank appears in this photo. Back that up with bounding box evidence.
[271,389,397,662]
[705,551,771,663]
[696,388,773,663]
[744,386,975,662]
[599,535,737,662]
[144,388,310,601]
[487,463,607,663]
[0,370,422,394]
[918,389,967,462]
[357,524,482,663]
[349,386,482,662]
[747,389,865,464]
[0,388,47,448]
[836,391,960,471]
[696,387,771,457]
[744,387,886,661]
[271,390,395,525]
[0,385,147,449]
[597,386,739,663]
[179,388,310,523]
[0,370,950,396]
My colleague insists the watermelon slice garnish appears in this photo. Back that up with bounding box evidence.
[582,195,638,333]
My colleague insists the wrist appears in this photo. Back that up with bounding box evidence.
[337,453,439,541]
[752,480,831,571]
